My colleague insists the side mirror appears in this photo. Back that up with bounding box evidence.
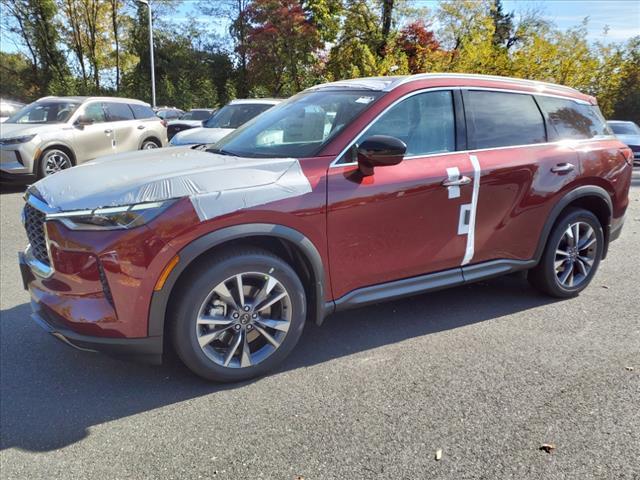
[74,115,94,127]
[356,135,407,176]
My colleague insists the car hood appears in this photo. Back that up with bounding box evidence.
[29,147,312,221]
[0,122,68,138]
[170,127,234,145]
[615,134,640,147]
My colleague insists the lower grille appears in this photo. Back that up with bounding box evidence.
[24,203,49,265]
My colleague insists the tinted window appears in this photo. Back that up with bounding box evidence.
[363,90,455,156]
[465,91,545,148]
[130,104,155,119]
[204,104,273,129]
[82,102,106,123]
[536,96,610,140]
[183,110,213,121]
[105,102,134,121]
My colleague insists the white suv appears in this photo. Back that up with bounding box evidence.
[0,96,167,180]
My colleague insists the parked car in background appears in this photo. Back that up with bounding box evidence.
[155,107,184,121]
[167,108,216,141]
[0,99,25,123]
[169,99,280,146]
[18,74,632,382]
[1,96,167,180]
[607,120,640,165]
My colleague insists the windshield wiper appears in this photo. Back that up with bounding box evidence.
[205,147,239,157]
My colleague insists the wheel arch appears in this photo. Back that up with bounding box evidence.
[37,144,77,170]
[534,185,613,263]
[139,135,162,149]
[148,224,332,340]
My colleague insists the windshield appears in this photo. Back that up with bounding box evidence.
[204,103,274,129]
[609,122,640,135]
[213,90,383,158]
[6,101,80,124]
[183,110,212,121]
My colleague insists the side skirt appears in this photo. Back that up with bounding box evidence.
[331,259,536,312]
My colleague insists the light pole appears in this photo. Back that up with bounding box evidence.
[137,0,156,108]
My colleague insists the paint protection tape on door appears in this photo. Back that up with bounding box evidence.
[461,154,481,266]
[446,166,461,199]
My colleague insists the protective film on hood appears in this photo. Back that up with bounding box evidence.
[31,147,312,221]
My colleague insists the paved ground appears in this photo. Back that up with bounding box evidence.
[1,171,639,480]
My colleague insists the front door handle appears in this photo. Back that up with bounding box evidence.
[442,175,471,187]
[104,129,113,134]
[137,125,145,130]
[551,163,574,173]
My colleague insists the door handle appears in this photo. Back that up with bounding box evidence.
[551,163,574,173]
[137,125,145,130]
[104,129,113,134]
[442,175,471,187]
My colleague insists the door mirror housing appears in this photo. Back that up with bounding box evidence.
[356,135,406,176]
[74,115,94,127]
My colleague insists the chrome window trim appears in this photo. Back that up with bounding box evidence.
[330,86,603,168]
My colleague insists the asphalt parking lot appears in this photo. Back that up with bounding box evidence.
[1,171,639,480]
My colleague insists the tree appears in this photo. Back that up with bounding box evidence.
[244,0,322,96]
[397,20,440,73]
[612,37,640,123]
[490,0,513,47]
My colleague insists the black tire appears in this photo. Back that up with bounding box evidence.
[171,248,306,382]
[140,138,160,149]
[528,208,604,298]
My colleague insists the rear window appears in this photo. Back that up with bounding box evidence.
[536,96,611,140]
[465,91,546,149]
[130,104,156,119]
[105,102,134,121]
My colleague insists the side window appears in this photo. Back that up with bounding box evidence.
[465,91,546,149]
[363,90,455,157]
[104,102,134,121]
[130,104,155,119]
[536,96,609,140]
[82,102,106,123]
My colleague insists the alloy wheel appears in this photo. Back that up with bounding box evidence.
[195,272,292,368]
[554,221,598,288]
[142,141,158,149]
[43,151,72,176]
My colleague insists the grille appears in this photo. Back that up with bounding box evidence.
[24,203,49,264]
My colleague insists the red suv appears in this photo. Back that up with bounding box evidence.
[19,74,633,382]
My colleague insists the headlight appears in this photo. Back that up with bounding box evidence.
[0,134,36,145]
[46,200,175,230]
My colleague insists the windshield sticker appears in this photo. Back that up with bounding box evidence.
[355,96,375,104]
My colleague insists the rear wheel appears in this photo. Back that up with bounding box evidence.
[171,249,306,382]
[528,208,604,298]
[39,148,72,178]
[141,139,160,149]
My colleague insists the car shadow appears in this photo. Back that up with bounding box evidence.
[0,273,557,452]
[0,182,28,195]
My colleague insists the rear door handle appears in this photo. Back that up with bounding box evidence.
[137,125,145,130]
[551,163,574,173]
[104,129,113,134]
[442,175,471,187]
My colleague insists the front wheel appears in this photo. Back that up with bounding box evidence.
[528,208,604,298]
[171,248,307,382]
[39,149,72,178]
[141,139,159,150]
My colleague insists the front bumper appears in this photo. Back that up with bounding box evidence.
[0,143,37,175]
[19,250,163,364]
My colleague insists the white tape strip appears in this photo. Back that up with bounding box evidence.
[461,154,481,266]
[445,166,461,199]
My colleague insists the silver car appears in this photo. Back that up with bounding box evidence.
[607,120,640,165]
[0,96,167,180]
[170,99,281,146]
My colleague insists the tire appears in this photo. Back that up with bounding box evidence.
[171,248,307,382]
[528,208,604,298]
[39,148,73,178]
[141,139,160,150]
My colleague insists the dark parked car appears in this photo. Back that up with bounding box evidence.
[607,120,640,165]
[19,74,633,382]
[154,107,184,121]
[167,108,216,140]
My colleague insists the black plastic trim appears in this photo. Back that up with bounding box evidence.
[148,223,329,337]
[31,301,162,364]
[532,185,613,262]
[462,259,536,283]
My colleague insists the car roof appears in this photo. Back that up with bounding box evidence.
[228,98,282,106]
[305,73,594,104]
[37,96,151,106]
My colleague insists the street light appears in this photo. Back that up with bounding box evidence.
[137,0,156,108]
